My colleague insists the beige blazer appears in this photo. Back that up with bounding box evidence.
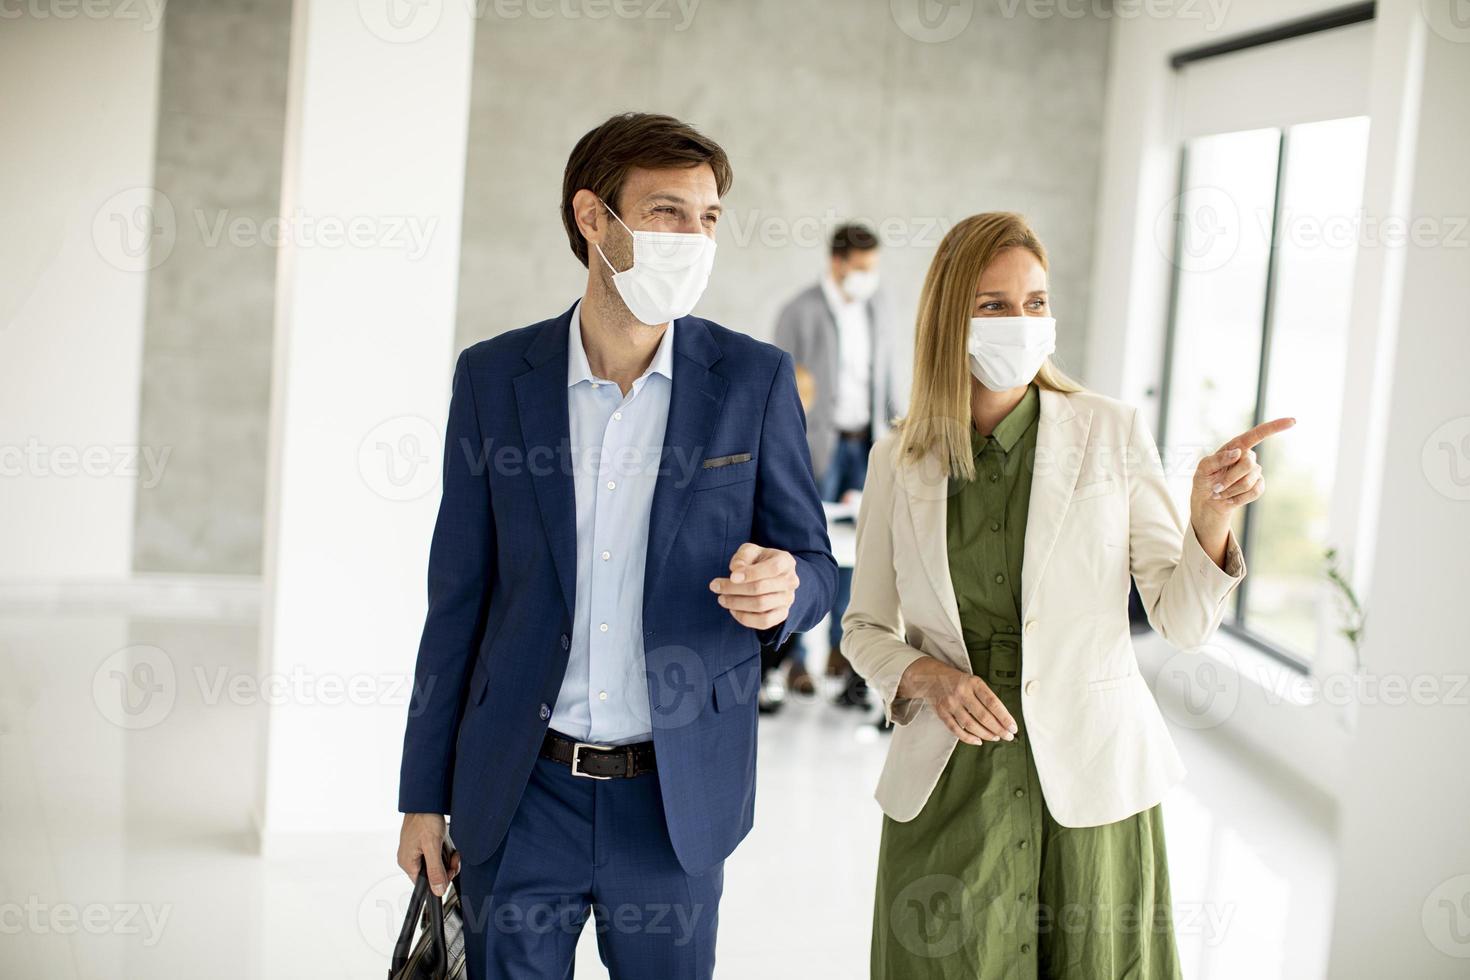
[842,388,1245,828]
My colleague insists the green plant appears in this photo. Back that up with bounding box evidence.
[1324,547,1366,672]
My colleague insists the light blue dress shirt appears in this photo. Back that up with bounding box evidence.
[549,302,673,745]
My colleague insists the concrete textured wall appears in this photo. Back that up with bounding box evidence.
[455,0,1112,394]
[127,0,1110,574]
[132,0,292,575]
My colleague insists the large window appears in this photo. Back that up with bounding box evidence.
[1159,17,1373,667]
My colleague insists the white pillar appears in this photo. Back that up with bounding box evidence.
[256,0,476,849]
[1326,3,1470,975]
[0,12,162,585]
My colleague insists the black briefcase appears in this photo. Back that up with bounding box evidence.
[388,861,466,980]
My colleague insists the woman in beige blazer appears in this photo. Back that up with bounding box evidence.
[843,212,1292,979]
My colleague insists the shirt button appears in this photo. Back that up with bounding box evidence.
[613,411,623,420]
[1024,680,1038,696]
[994,573,1004,584]
[606,481,616,491]
[1025,621,1037,635]
[1014,788,1025,798]
[538,703,550,720]
[559,633,570,650]
[1021,944,1032,954]
[600,550,611,561]
[1018,840,1029,850]
[598,691,608,701]
[599,622,609,633]
[990,521,1001,532]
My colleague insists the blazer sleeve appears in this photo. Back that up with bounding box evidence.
[772,299,806,366]
[841,439,927,725]
[752,351,837,650]
[398,350,496,815]
[1125,405,1246,649]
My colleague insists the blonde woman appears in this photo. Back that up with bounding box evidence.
[843,212,1292,978]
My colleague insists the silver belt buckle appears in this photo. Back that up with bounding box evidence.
[571,741,614,780]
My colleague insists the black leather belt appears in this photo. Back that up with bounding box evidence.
[837,428,871,441]
[540,730,657,779]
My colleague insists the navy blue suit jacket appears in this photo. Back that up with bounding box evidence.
[398,304,837,875]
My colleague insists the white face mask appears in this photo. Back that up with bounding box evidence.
[967,315,1056,391]
[594,202,717,326]
[840,268,879,302]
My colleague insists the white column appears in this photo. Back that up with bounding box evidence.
[0,11,162,585]
[1326,3,1470,975]
[256,0,476,849]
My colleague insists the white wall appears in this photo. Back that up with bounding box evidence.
[0,11,164,583]
[255,0,477,846]
[1326,3,1470,973]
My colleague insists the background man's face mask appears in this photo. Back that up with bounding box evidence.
[595,202,717,325]
[841,268,879,302]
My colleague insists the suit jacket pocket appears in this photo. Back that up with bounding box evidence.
[694,455,756,491]
[1071,477,1119,502]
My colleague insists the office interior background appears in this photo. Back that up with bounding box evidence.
[2,0,1468,976]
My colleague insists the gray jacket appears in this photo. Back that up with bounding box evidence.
[773,283,899,481]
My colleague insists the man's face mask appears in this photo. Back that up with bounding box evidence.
[595,201,717,326]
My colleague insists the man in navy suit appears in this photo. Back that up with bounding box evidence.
[395,112,836,979]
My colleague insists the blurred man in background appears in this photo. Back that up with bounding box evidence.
[770,223,897,711]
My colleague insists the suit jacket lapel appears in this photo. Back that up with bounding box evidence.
[513,308,579,622]
[1020,389,1092,621]
[643,317,727,609]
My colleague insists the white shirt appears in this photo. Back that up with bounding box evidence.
[551,301,674,744]
[820,273,872,431]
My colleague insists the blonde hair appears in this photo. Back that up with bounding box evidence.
[896,212,1084,481]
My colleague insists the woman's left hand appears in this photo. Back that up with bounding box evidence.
[1189,417,1296,566]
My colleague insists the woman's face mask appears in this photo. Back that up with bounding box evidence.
[966,315,1056,391]
[594,201,717,326]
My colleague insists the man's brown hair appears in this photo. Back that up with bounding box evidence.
[561,112,734,267]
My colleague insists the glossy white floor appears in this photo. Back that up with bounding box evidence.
[0,591,1334,978]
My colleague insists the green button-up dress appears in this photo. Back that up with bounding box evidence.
[871,385,1182,980]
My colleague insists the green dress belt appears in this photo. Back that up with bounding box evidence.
[870,385,1182,980]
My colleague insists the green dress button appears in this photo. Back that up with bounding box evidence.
[1018,840,1029,850]
[991,520,1001,532]
[989,473,999,482]
[1021,944,1032,955]
[1014,788,1025,798]
[994,573,1005,584]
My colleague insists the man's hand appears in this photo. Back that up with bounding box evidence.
[897,657,1017,745]
[397,812,459,897]
[708,543,800,631]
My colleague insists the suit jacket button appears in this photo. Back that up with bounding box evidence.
[1023,680,1038,696]
[539,703,551,721]
[560,633,570,650]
